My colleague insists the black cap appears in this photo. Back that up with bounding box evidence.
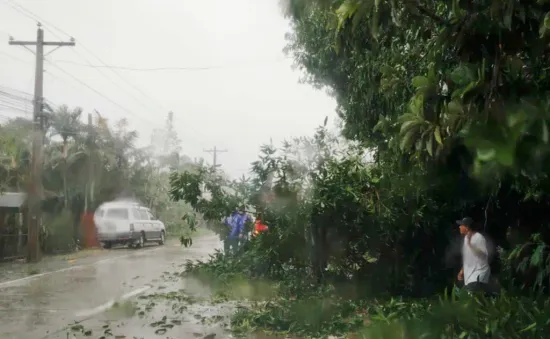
[456,217,473,227]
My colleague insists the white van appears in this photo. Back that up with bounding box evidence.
[94,201,166,249]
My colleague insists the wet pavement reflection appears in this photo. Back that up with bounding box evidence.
[0,235,227,339]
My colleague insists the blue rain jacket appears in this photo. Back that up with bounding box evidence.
[224,212,251,239]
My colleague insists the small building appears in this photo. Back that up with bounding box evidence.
[0,192,26,210]
[0,192,27,260]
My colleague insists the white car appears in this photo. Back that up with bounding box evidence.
[94,201,166,249]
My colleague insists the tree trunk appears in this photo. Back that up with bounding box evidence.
[84,183,88,212]
[16,212,23,256]
[310,215,328,283]
[62,138,69,209]
[90,179,95,209]
[63,173,68,209]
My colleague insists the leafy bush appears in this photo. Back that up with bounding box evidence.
[229,287,550,338]
[41,209,76,253]
[359,290,550,339]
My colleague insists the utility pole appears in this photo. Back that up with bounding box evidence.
[9,23,75,262]
[85,113,94,212]
[203,146,227,170]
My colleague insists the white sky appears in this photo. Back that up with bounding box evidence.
[0,0,337,178]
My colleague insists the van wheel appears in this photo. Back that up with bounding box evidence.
[136,232,145,248]
[102,242,112,249]
[159,231,165,245]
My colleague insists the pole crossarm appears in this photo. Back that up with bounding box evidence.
[204,146,228,170]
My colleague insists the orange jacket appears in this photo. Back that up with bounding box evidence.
[253,220,268,236]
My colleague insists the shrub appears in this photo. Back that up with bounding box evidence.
[41,209,76,254]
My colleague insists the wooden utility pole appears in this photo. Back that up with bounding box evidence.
[9,23,75,262]
[203,146,227,170]
[84,113,94,212]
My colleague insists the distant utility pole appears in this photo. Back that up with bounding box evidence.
[203,146,228,170]
[9,22,75,262]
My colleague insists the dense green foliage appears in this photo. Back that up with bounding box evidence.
[167,0,550,337]
[279,0,550,294]
[0,109,197,256]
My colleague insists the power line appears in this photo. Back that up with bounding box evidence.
[1,47,141,117]
[0,84,60,112]
[0,84,33,96]
[0,104,32,114]
[0,89,33,101]
[0,95,31,106]
[0,113,31,121]
[3,0,66,41]
[0,85,35,113]
[44,59,159,126]
[67,48,164,114]
[3,0,170,120]
[2,33,154,125]
[74,44,171,113]
[2,0,210,144]
[53,58,289,72]
[1,49,201,143]
[0,49,31,63]
[0,101,32,112]
[1,0,282,148]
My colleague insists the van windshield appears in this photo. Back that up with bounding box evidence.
[105,208,129,220]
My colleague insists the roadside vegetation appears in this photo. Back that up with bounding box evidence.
[167,1,550,338]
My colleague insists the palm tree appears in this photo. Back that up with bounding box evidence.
[48,105,83,209]
[0,118,33,191]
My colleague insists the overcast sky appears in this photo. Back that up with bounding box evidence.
[0,0,337,178]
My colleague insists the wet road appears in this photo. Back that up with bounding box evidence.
[0,235,226,339]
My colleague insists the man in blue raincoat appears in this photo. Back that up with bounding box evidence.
[223,206,251,255]
[223,208,239,254]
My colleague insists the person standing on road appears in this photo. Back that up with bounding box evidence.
[224,206,250,255]
[457,217,491,293]
[223,209,239,254]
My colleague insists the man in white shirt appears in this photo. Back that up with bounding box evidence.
[456,217,491,292]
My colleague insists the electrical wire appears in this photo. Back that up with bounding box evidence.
[0,90,33,112]
[0,50,31,63]
[53,58,289,72]
[2,0,211,142]
[4,0,170,114]
[2,0,164,127]
[0,90,32,102]
[44,59,159,126]
[0,114,126,138]
[64,49,166,114]
[0,85,59,111]
[0,105,31,114]
[3,0,65,41]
